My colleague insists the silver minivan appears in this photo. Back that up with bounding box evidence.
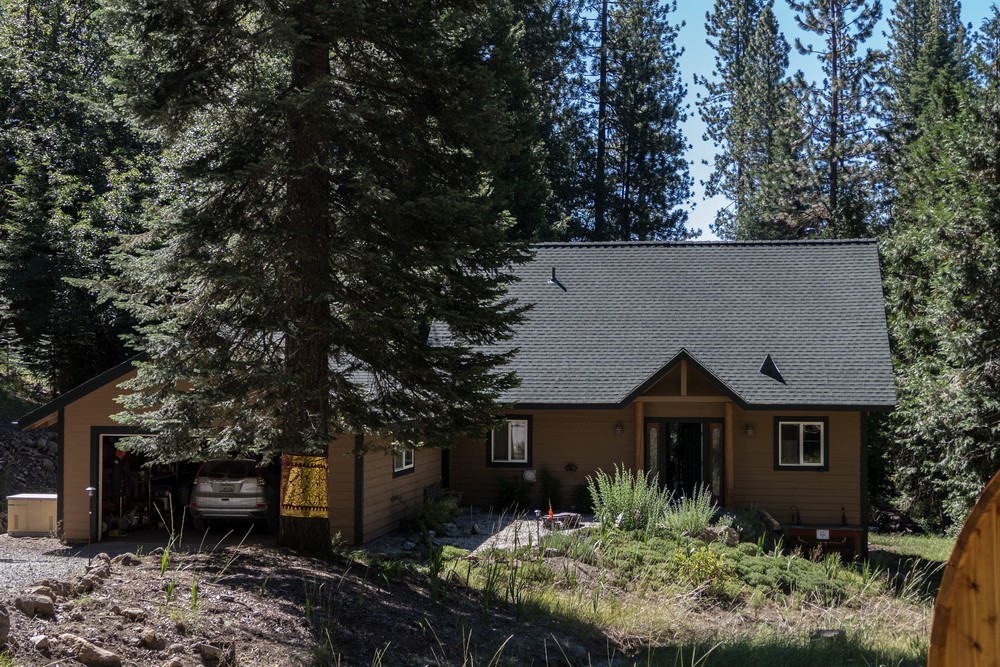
[189,459,278,532]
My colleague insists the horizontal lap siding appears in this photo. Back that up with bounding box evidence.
[361,442,440,542]
[731,409,861,525]
[61,370,137,542]
[450,408,635,510]
[327,436,356,542]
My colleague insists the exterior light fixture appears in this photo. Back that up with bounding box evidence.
[745,424,755,437]
[614,421,624,435]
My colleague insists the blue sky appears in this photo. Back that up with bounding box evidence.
[672,0,991,240]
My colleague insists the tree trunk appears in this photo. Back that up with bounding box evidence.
[595,0,609,241]
[278,0,334,554]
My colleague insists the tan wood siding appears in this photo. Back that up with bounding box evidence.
[450,408,635,509]
[360,441,441,542]
[730,408,861,525]
[327,436,357,542]
[61,370,138,541]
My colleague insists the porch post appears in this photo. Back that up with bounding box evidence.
[724,401,734,506]
[633,401,644,471]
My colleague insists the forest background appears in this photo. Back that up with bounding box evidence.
[0,0,997,540]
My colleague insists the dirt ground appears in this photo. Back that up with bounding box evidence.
[0,535,608,666]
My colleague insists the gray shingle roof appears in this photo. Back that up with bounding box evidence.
[496,239,895,409]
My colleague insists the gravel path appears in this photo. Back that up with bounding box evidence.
[0,534,88,601]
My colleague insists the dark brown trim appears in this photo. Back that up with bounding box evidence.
[623,349,748,408]
[772,417,830,472]
[18,356,142,429]
[486,414,533,468]
[353,434,364,546]
[860,412,870,556]
[510,401,895,413]
[56,409,64,537]
[89,426,151,543]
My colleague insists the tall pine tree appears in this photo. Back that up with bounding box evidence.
[789,0,882,237]
[882,8,1000,530]
[599,0,691,240]
[0,0,146,393]
[103,0,534,550]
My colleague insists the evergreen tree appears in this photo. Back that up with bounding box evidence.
[697,0,766,237]
[601,0,691,240]
[0,0,145,393]
[880,0,968,223]
[789,0,882,237]
[103,0,531,550]
[882,8,1000,530]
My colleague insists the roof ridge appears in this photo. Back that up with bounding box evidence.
[532,238,878,248]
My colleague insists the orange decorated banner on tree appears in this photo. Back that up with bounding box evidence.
[280,454,329,519]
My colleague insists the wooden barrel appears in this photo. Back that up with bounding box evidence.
[929,468,1000,666]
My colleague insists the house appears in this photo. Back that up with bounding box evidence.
[17,239,895,551]
[447,239,895,553]
[16,365,439,545]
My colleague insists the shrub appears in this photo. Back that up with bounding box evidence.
[670,545,736,594]
[662,484,717,536]
[413,489,461,533]
[586,464,672,532]
[497,476,531,511]
[538,468,562,509]
[572,484,593,512]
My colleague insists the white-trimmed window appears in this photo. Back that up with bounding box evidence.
[393,449,414,475]
[776,420,827,468]
[490,417,530,464]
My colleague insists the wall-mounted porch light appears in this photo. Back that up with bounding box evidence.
[745,423,755,437]
[614,421,624,435]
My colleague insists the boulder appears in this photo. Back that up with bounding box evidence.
[15,593,55,618]
[122,607,147,622]
[442,522,461,538]
[140,628,167,650]
[30,634,48,651]
[25,585,57,602]
[112,553,142,567]
[693,526,739,547]
[196,641,237,666]
[59,634,122,667]
[34,578,75,597]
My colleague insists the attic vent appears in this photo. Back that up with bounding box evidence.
[759,354,786,384]
[547,267,567,292]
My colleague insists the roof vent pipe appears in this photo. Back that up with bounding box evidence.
[547,267,567,292]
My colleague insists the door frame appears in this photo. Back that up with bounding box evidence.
[643,417,725,503]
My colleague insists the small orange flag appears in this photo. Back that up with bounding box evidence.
[548,502,554,520]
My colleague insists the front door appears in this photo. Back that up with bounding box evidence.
[645,419,724,501]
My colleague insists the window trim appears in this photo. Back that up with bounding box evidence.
[773,417,829,471]
[392,448,415,477]
[487,415,533,467]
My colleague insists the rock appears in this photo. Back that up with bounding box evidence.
[48,442,58,456]
[166,643,186,654]
[59,633,122,666]
[693,526,739,547]
[471,522,482,535]
[140,628,167,650]
[0,604,9,647]
[40,458,54,472]
[196,641,236,666]
[401,540,417,551]
[122,607,147,622]
[810,629,846,643]
[35,578,74,597]
[442,522,460,538]
[15,593,55,618]
[112,553,142,566]
[30,634,48,651]
[161,660,184,667]
[26,585,56,602]
[76,575,97,594]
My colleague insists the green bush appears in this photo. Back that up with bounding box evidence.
[497,476,531,511]
[587,464,672,532]
[538,468,562,509]
[572,484,593,512]
[662,484,718,536]
[670,545,736,594]
[413,489,461,533]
